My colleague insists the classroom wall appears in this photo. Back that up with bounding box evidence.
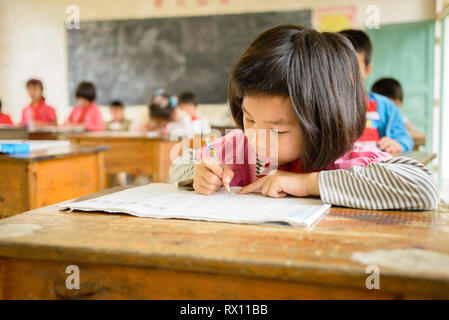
[440,15,449,185]
[0,0,436,124]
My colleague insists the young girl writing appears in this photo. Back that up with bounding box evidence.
[170,25,439,211]
[21,79,57,127]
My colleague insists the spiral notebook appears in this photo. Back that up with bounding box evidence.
[60,183,331,228]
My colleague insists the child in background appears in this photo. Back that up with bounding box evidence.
[140,90,193,137]
[339,29,414,154]
[371,78,426,138]
[64,82,105,132]
[106,100,131,131]
[178,92,200,121]
[0,98,13,125]
[178,92,211,136]
[21,79,57,127]
[146,100,176,135]
[170,25,438,210]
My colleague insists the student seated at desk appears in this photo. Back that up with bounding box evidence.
[170,25,439,211]
[339,29,414,154]
[106,100,131,131]
[372,78,426,143]
[0,98,13,125]
[64,82,105,132]
[21,79,57,128]
[139,90,191,137]
[144,97,177,135]
[177,92,211,136]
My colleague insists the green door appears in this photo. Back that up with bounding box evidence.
[366,21,435,151]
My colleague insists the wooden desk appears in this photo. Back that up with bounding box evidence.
[0,126,28,139]
[67,132,178,184]
[28,127,85,140]
[0,145,108,218]
[0,187,448,299]
[411,132,426,151]
[400,151,437,166]
[0,126,83,140]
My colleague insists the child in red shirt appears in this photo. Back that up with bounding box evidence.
[21,79,57,127]
[64,82,105,132]
[0,98,13,125]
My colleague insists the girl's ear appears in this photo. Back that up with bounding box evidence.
[365,63,373,78]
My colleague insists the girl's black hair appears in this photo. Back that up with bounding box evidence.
[110,100,124,108]
[149,103,174,120]
[26,78,45,100]
[229,24,367,171]
[76,82,96,102]
[26,79,44,90]
[372,78,403,103]
[179,92,198,106]
[149,92,175,120]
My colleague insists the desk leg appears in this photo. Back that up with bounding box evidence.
[96,153,106,191]
[27,163,38,211]
[0,162,31,218]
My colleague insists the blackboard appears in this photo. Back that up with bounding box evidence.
[67,10,311,105]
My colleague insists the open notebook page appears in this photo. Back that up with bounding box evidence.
[60,183,331,228]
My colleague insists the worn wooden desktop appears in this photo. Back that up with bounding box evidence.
[0,126,29,140]
[399,151,437,166]
[28,127,85,140]
[0,126,84,141]
[0,186,448,299]
[66,132,179,184]
[412,134,426,151]
[0,145,108,218]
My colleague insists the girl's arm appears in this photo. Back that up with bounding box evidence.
[319,157,439,210]
[169,148,198,189]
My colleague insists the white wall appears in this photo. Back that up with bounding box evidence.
[0,0,436,124]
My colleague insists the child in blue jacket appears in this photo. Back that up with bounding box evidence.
[340,29,414,153]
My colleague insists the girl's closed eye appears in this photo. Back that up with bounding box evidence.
[271,128,288,134]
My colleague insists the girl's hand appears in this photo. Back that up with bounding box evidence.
[378,137,402,154]
[237,170,320,198]
[193,157,234,195]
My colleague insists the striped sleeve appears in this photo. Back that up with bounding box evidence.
[169,148,199,190]
[318,156,440,210]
